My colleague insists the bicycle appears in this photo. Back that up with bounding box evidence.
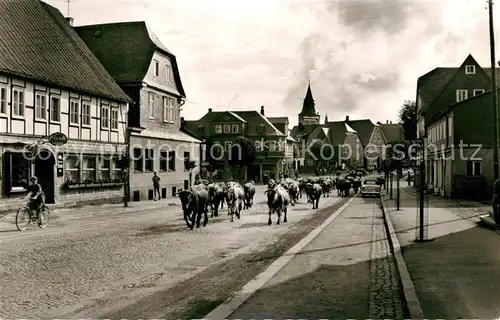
[15,200,50,231]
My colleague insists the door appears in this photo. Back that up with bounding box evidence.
[35,150,55,203]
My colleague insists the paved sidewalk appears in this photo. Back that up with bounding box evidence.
[385,182,500,318]
[213,196,405,319]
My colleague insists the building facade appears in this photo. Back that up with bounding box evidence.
[76,22,201,201]
[416,54,500,199]
[185,106,291,182]
[0,0,131,211]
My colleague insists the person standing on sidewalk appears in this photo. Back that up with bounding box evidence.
[493,177,500,223]
[152,172,161,201]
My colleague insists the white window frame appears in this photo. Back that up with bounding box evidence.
[50,96,60,122]
[101,105,110,129]
[163,97,169,122]
[448,116,453,137]
[308,159,313,166]
[0,87,7,114]
[166,65,174,82]
[224,141,232,150]
[168,98,174,123]
[215,125,222,134]
[35,92,47,120]
[456,89,468,103]
[69,100,79,124]
[270,140,277,151]
[111,108,119,130]
[12,88,24,117]
[82,101,91,126]
[465,65,476,74]
[232,124,238,133]
[223,125,230,133]
[153,60,159,77]
[473,89,485,96]
[148,92,155,119]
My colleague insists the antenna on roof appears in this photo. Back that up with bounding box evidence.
[67,0,70,16]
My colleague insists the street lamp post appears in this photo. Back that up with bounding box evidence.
[489,0,499,180]
[123,127,130,207]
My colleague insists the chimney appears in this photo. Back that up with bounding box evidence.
[386,120,388,124]
[65,17,74,26]
[208,108,212,113]
[260,105,265,116]
[390,121,392,124]
[345,115,349,122]
[180,117,186,128]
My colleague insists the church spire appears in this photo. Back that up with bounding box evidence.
[299,82,316,117]
[324,113,328,124]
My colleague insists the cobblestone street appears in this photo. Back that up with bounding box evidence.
[0,186,346,319]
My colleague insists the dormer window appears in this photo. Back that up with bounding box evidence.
[465,65,475,74]
[166,65,173,82]
[232,124,238,133]
[473,89,485,96]
[215,125,222,134]
[257,124,265,133]
[223,125,230,133]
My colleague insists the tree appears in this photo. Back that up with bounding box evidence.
[228,136,256,181]
[399,100,417,141]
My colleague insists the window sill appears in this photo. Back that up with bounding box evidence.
[35,117,47,121]
[0,113,7,118]
[69,122,79,126]
[65,182,124,189]
[101,126,110,130]
[51,119,61,124]
[82,124,91,128]
[110,128,119,132]
[11,115,25,120]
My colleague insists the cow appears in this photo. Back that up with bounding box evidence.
[305,182,322,209]
[178,184,209,229]
[264,184,289,225]
[337,178,351,197]
[282,178,299,205]
[352,178,362,193]
[226,183,244,222]
[321,178,333,197]
[216,182,227,209]
[243,181,256,209]
[207,183,225,217]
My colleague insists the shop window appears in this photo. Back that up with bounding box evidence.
[111,157,123,180]
[99,156,111,180]
[133,148,143,172]
[65,155,80,181]
[160,151,168,171]
[9,153,30,193]
[82,155,96,181]
[168,151,175,171]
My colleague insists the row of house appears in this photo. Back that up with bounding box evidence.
[416,54,500,200]
[288,83,402,174]
[184,81,405,182]
[0,0,202,211]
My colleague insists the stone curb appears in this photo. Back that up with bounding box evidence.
[202,195,357,320]
[380,195,425,319]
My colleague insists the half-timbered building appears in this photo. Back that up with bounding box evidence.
[0,0,131,211]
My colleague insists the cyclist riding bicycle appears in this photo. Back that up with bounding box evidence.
[25,176,45,216]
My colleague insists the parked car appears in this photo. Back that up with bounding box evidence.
[361,178,381,197]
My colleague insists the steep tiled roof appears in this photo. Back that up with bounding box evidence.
[300,83,317,116]
[0,0,131,102]
[290,124,319,140]
[345,119,375,146]
[417,65,500,112]
[75,21,186,97]
[324,121,349,146]
[233,111,285,136]
[267,117,288,123]
[380,123,403,143]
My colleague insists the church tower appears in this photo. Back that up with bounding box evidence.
[298,82,320,125]
[324,113,329,124]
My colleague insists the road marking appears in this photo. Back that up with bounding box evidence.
[203,195,357,320]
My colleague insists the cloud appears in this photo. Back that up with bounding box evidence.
[44,0,492,125]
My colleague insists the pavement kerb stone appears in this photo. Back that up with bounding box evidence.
[202,195,357,320]
[380,195,425,319]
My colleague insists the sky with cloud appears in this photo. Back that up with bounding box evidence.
[46,0,495,126]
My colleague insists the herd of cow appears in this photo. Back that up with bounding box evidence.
[177,174,369,230]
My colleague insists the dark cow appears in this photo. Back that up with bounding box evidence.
[243,181,256,209]
[216,182,227,209]
[178,184,209,229]
[321,178,333,197]
[305,182,322,209]
[207,183,225,217]
[352,178,362,193]
[265,184,289,225]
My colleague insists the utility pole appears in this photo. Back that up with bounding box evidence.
[390,171,393,199]
[419,157,425,240]
[489,0,499,180]
[396,165,400,210]
[123,127,130,207]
